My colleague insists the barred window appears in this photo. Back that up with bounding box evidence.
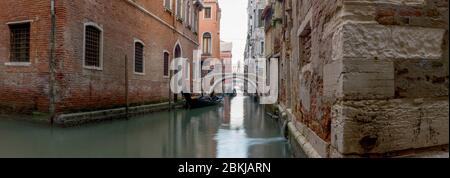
[164,51,170,77]
[84,25,102,68]
[9,23,30,62]
[134,41,144,74]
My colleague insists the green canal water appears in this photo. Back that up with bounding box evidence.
[0,96,292,158]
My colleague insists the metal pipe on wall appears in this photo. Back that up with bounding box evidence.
[49,0,57,124]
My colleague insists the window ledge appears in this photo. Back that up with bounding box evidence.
[134,72,145,76]
[83,66,103,71]
[163,75,170,79]
[5,62,31,67]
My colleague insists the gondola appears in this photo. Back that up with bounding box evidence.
[182,92,224,109]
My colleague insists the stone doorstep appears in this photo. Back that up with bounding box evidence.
[55,102,184,127]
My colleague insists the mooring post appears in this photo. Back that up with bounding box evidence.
[125,55,129,119]
[169,67,172,111]
[49,0,57,125]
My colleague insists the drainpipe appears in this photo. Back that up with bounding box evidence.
[49,0,57,125]
[169,3,177,111]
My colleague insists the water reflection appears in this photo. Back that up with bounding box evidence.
[0,95,291,158]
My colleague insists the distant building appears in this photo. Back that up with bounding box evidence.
[0,0,203,115]
[198,0,221,94]
[244,0,267,60]
[199,0,221,61]
[232,61,243,74]
[244,0,267,95]
[220,41,233,60]
[220,41,232,92]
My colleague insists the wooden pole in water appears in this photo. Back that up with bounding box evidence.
[125,55,129,119]
[169,64,172,111]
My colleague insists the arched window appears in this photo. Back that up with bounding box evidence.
[202,32,212,55]
[83,23,103,69]
[134,40,145,74]
[174,44,182,58]
[163,51,170,77]
[173,43,182,101]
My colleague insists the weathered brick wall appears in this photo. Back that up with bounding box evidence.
[1,0,200,114]
[0,0,52,113]
[57,0,199,113]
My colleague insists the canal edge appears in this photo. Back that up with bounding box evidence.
[54,101,185,127]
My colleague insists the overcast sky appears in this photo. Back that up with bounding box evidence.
[218,0,248,65]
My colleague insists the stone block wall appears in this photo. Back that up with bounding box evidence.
[281,0,448,157]
[329,0,448,157]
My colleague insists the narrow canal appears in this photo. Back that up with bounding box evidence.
[0,95,292,158]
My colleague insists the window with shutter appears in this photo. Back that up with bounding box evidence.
[134,41,144,74]
[164,52,170,77]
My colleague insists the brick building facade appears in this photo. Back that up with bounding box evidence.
[199,0,221,60]
[264,0,449,157]
[0,0,203,116]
